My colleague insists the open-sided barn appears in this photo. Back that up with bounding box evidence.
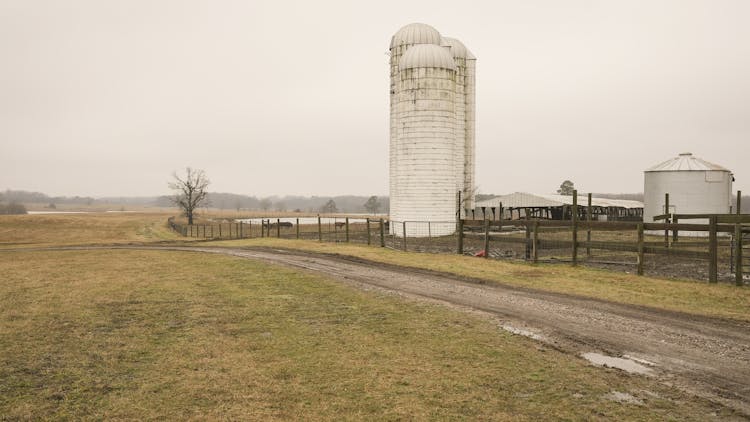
[474,192,643,221]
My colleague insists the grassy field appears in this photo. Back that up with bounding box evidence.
[213,238,750,323]
[0,249,736,420]
[0,212,182,248]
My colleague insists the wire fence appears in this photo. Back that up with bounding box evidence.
[458,218,748,285]
[167,216,748,285]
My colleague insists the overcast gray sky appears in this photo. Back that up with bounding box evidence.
[1,0,748,198]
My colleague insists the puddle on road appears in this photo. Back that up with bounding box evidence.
[582,352,654,375]
[502,325,546,341]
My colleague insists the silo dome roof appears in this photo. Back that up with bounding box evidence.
[646,152,730,172]
[399,44,457,71]
[441,37,476,59]
[390,23,442,49]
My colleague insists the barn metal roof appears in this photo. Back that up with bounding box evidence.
[399,44,457,71]
[645,152,730,172]
[390,23,442,49]
[474,192,644,209]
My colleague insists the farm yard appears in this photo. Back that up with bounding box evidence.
[169,211,749,285]
[2,212,750,419]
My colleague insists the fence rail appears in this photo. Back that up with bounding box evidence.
[167,215,748,285]
[457,217,748,285]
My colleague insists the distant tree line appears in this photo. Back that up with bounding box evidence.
[1,189,95,206]
[0,191,28,214]
[3,189,389,214]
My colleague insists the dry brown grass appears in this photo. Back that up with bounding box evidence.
[0,212,182,248]
[212,238,750,323]
[0,249,736,420]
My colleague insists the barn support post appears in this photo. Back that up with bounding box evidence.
[296,218,300,239]
[366,218,371,245]
[379,219,385,247]
[637,223,645,276]
[483,218,490,259]
[587,193,592,258]
[709,216,718,283]
[572,190,579,266]
[317,215,322,242]
[345,217,350,243]
[735,223,744,286]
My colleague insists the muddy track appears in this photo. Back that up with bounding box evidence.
[7,245,750,416]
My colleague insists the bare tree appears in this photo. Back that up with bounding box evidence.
[169,167,210,224]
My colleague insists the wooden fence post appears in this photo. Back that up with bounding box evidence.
[296,218,300,239]
[532,221,539,263]
[247,221,251,238]
[737,190,742,215]
[736,223,743,286]
[379,219,385,247]
[709,216,718,283]
[345,217,350,243]
[276,218,281,238]
[483,218,490,259]
[366,218,371,245]
[637,223,644,276]
[672,215,679,243]
[664,193,670,248]
[572,190,578,266]
[318,215,322,242]
[587,193,592,258]
[219,224,222,238]
[457,218,464,254]
[402,221,407,251]
[524,216,531,261]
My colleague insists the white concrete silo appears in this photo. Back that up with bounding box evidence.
[643,153,734,226]
[442,37,477,212]
[389,24,476,236]
[391,44,458,236]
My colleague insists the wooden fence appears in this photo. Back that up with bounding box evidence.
[458,216,749,285]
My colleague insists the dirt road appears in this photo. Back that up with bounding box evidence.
[13,245,750,415]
